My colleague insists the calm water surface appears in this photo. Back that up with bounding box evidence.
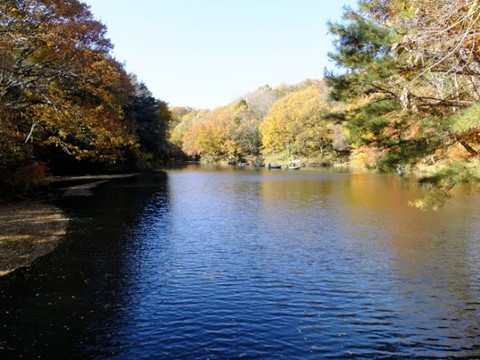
[1,166,480,359]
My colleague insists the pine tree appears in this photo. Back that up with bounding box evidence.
[326,0,480,208]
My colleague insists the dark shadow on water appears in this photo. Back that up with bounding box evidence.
[0,172,170,359]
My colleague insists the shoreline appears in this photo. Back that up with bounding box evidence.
[0,173,139,276]
[0,201,68,276]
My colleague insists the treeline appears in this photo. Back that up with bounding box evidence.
[4,0,480,208]
[0,0,172,197]
[171,0,480,208]
[170,80,350,166]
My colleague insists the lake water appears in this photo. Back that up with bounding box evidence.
[1,166,480,359]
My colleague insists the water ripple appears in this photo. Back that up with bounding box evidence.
[2,170,480,358]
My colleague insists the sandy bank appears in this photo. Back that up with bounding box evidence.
[0,173,139,276]
[0,201,68,276]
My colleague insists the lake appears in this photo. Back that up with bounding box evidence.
[1,166,480,359]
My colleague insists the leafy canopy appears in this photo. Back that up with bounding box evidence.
[327,0,480,208]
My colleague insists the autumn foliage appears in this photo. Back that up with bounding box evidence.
[169,0,480,208]
[0,0,171,197]
[326,0,480,208]
[5,0,480,207]
[171,80,349,165]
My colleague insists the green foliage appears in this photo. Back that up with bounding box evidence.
[326,9,400,102]
[447,104,480,133]
[412,160,480,210]
[327,0,480,207]
[345,97,398,146]
[124,79,172,164]
[328,15,397,71]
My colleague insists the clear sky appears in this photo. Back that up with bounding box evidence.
[83,0,358,109]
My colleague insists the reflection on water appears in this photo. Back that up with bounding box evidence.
[1,167,480,358]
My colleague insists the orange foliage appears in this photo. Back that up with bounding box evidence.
[0,0,137,163]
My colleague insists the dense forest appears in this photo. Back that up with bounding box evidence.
[169,80,349,166]
[2,0,480,208]
[0,0,172,197]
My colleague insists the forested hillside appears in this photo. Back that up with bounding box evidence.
[170,80,350,166]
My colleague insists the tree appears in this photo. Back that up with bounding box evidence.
[327,0,480,208]
[170,80,340,164]
[172,101,261,162]
[259,84,337,159]
[242,85,281,119]
[124,77,172,165]
[0,0,142,193]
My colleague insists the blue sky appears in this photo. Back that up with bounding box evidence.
[83,0,358,109]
